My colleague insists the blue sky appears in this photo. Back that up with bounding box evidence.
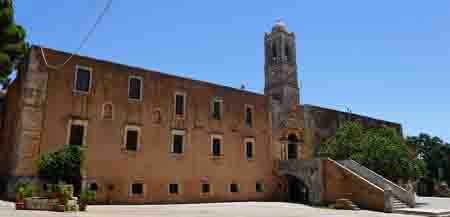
[16,1,450,141]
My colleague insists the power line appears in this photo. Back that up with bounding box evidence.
[40,0,113,70]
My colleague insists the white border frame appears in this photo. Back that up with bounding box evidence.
[73,65,93,94]
[123,125,141,152]
[244,137,255,160]
[128,75,143,101]
[66,119,88,146]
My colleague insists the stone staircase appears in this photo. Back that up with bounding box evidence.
[392,196,409,210]
[337,160,416,209]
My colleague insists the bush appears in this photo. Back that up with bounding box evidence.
[37,145,85,184]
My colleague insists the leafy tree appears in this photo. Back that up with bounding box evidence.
[407,133,450,184]
[37,145,85,184]
[0,0,29,85]
[320,121,425,180]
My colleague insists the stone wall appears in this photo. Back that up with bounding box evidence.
[278,159,323,205]
[3,46,276,204]
[322,159,388,212]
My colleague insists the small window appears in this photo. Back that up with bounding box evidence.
[245,105,253,127]
[169,184,179,195]
[69,124,85,146]
[201,183,210,193]
[256,182,264,193]
[230,183,239,193]
[90,183,99,191]
[212,99,222,120]
[131,183,143,195]
[125,128,139,151]
[246,141,254,159]
[171,130,185,154]
[102,103,113,120]
[175,93,185,116]
[128,76,143,100]
[212,137,222,156]
[74,66,91,93]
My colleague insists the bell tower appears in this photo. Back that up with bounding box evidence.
[264,20,300,128]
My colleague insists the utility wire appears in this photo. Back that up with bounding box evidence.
[41,0,113,70]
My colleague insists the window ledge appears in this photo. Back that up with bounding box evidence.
[169,153,185,160]
[209,155,224,160]
[200,192,212,197]
[128,98,142,103]
[121,148,138,154]
[72,90,89,96]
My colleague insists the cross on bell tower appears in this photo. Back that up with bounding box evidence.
[264,20,300,128]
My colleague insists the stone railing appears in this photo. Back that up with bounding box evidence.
[338,160,415,208]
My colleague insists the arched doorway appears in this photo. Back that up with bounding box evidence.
[286,175,309,204]
[287,134,299,159]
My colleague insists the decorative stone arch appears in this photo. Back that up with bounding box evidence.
[277,159,324,205]
[279,129,304,160]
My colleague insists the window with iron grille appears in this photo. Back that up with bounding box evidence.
[131,183,143,195]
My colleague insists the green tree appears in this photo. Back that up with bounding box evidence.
[320,121,425,180]
[0,0,28,85]
[37,145,85,184]
[407,133,450,184]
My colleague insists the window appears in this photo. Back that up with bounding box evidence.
[102,103,113,120]
[288,143,298,159]
[169,184,179,195]
[245,105,253,127]
[256,182,264,193]
[124,126,140,152]
[66,119,88,147]
[230,183,239,193]
[201,183,210,193]
[171,130,185,154]
[69,125,84,146]
[212,98,222,120]
[211,135,222,157]
[90,183,98,191]
[131,183,143,195]
[245,140,254,159]
[128,76,143,100]
[175,93,185,116]
[74,66,92,93]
